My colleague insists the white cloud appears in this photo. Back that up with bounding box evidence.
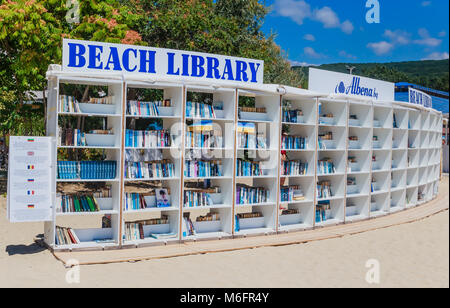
[304,47,326,59]
[272,1,354,34]
[273,0,311,25]
[422,52,449,60]
[339,50,357,60]
[303,34,316,41]
[289,59,318,67]
[438,31,447,37]
[367,41,394,55]
[421,1,432,6]
[384,29,411,45]
[414,28,442,47]
[341,20,354,35]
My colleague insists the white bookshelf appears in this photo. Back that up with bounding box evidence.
[44,73,443,251]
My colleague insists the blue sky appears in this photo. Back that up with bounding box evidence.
[261,0,450,65]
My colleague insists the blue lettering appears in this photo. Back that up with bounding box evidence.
[221,59,234,81]
[235,61,249,82]
[105,47,122,71]
[123,48,138,72]
[87,45,103,70]
[68,43,86,68]
[206,57,221,79]
[167,53,180,76]
[249,62,261,83]
[182,54,190,77]
[139,50,156,73]
[191,55,205,78]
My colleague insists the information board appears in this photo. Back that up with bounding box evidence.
[7,137,53,222]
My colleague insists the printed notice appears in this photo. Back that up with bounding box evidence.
[7,137,53,222]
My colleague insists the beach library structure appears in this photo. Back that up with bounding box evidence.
[7,39,443,251]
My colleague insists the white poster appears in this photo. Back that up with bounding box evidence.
[62,39,264,85]
[7,137,53,222]
[409,87,433,108]
[309,68,395,101]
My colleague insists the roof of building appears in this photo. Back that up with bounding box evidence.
[395,82,449,98]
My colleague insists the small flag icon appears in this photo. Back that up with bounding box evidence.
[27,165,35,170]
[27,179,34,183]
[27,151,35,156]
[27,191,35,195]
[27,139,35,142]
[27,205,35,209]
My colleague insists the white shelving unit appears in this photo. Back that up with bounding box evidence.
[44,72,443,251]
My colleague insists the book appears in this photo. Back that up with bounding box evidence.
[317,181,332,199]
[59,95,81,113]
[57,161,117,180]
[281,160,308,176]
[236,184,268,205]
[282,108,303,123]
[156,189,171,208]
[317,159,336,175]
[186,101,216,119]
[236,159,263,177]
[280,185,304,202]
[184,160,222,178]
[186,121,223,148]
[282,135,307,150]
[125,129,173,148]
[125,160,175,179]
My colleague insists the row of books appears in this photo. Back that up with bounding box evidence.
[59,128,86,146]
[186,126,223,149]
[280,185,305,202]
[282,135,307,150]
[186,102,217,119]
[281,160,308,176]
[57,161,117,180]
[317,159,336,175]
[282,109,303,123]
[236,159,263,177]
[125,129,173,148]
[235,212,263,231]
[57,195,100,213]
[316,201,331,223]
[124,217,170,241]
[317,181,332,199]
[184,188,220,208]
[127,99,171,117]
[197,213,220,222]
[184,160,223,178]
[236,185,269,205]
[59,95,81,113]
[55,226,80,245]
[125,161,175,179]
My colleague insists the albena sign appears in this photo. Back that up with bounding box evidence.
[335,77,379,100]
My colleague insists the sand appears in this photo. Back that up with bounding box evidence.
[0,189,448,288]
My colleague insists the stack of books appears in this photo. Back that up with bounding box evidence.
[318,132,333,150]
[280,185,305,202]
[317,181,332,199]
[282,135,307,150]
[186,101,216,119]
[125,160,175,179]
[236,159,263,177]
[317,159,336,175]
[184,160,223,178]
[125,129,173,148]
[239,107,266,114]
[281,160,308,176]
[89,96,114,105]
[127,99,171,116]
[59,95,81,113]
[281,209,300,216]
[55,226,80,245]
[236,184,268,205]
[282,108,303,123]
[59,128,86,146]
[57,195,100,213]
[186,121,223,148]
[125,189,172,210]
[196,213,220,222]
[184,187,220,208]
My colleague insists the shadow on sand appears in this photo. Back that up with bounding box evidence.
[5,234,46,256]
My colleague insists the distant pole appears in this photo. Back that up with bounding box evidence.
[346,65,356,75]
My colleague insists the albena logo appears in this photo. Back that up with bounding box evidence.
[335,77,379,100]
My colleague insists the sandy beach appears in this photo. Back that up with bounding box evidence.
[0,189,448,288]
